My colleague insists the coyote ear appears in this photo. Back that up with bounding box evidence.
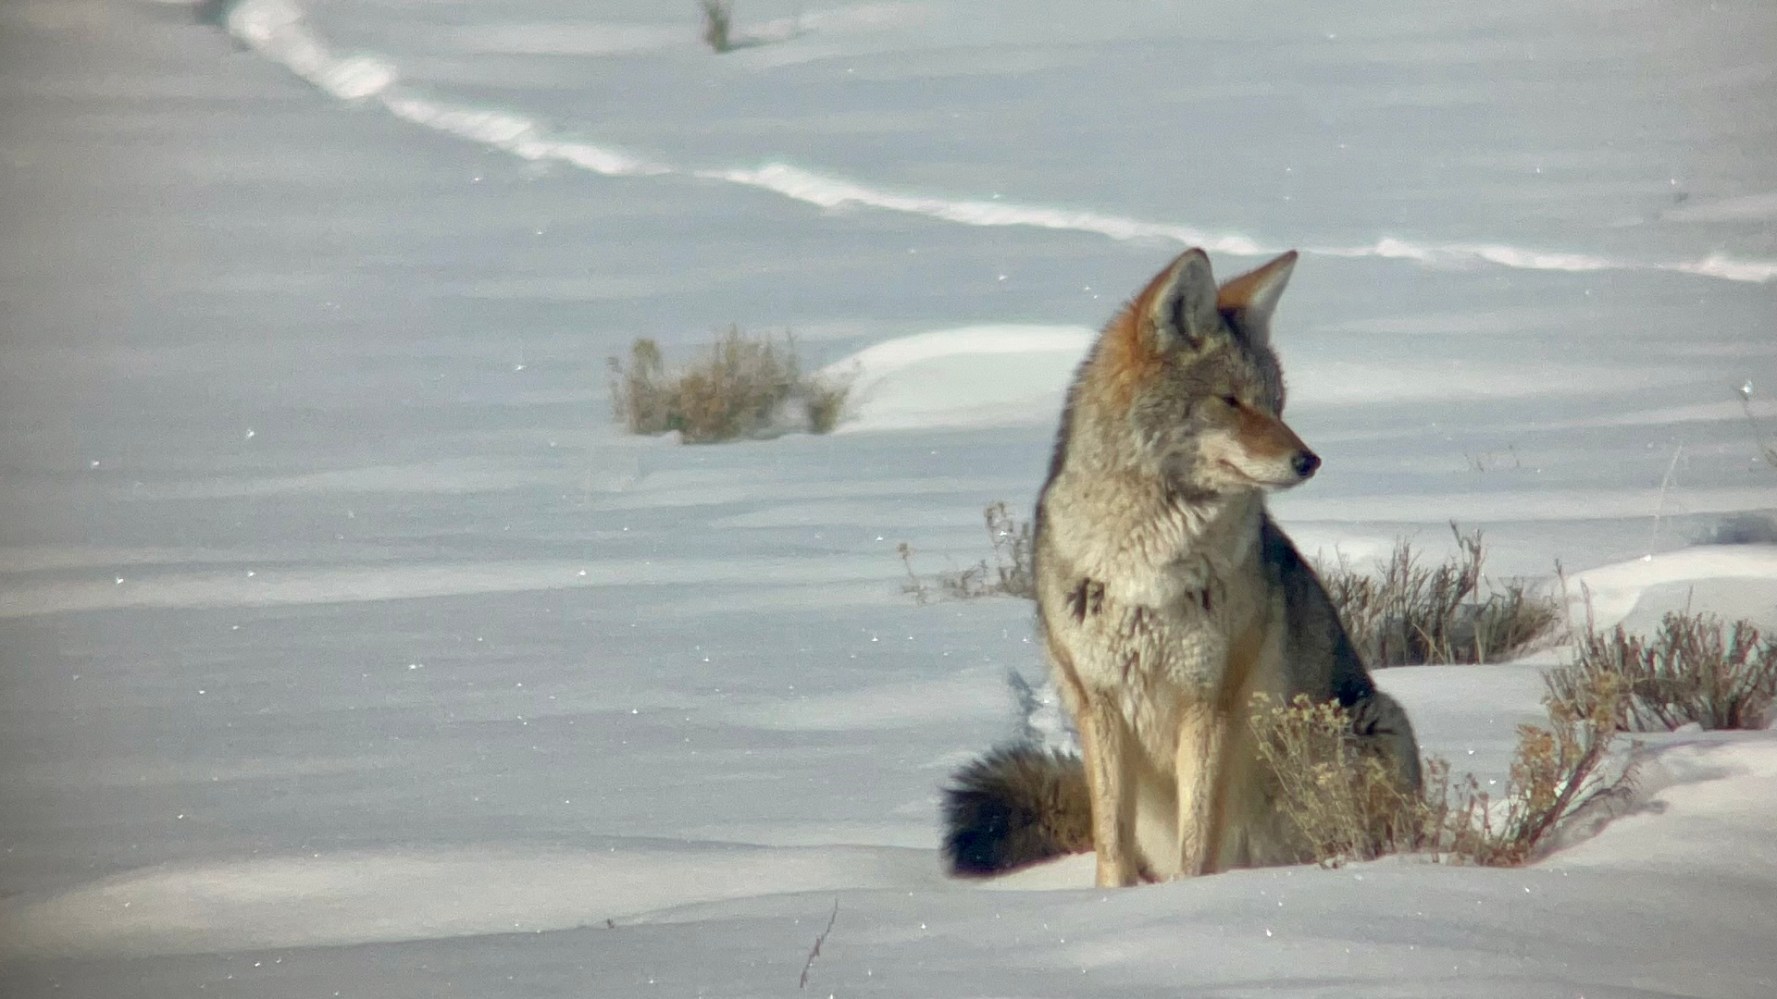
[1143,249,1221,352]
[1216,250,1297,345]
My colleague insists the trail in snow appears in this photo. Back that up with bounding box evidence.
[224,0,1777,285]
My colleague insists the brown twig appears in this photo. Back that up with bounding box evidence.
[798,898,839,989]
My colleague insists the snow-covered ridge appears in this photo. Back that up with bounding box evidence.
[0,843,938,959]
[222,0,1777,284]
[824,324,1092,432]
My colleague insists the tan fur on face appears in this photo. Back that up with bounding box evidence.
[1203,404,1312,488]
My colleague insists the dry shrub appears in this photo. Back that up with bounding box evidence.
[972,501,1035,599]
[610,338,673,435]
[698,0,734,52]
[1250,694,1434,866]
[1318,525,1560,666]
[607,328,849,443]
[899,502,1034,603]
[802,376,850,436]
[1548,610,1777,732]
[1437,667,1633,866]
[1252,666,1634,869]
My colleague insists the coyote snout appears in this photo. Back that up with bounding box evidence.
[1199,400,1319,491]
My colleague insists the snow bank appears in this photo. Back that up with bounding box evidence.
[825,324,1092,432]
[1566,545,1777,631]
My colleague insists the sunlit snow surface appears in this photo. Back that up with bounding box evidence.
[1,0,1775,996]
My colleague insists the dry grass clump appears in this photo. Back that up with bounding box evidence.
[1250,694,1435,866]
[1547,610,1777,732]
[802,374,849,437]
[1318,526,1560,666]
[608,327,849,443]
[698,0,734,52]
[899,502,1034,603]
[1251,665,1634,869]
[1438,668,1634,866]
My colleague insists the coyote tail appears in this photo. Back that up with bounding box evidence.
[941,744,1091,877]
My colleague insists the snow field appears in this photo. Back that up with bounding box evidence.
[2,0,1775,995]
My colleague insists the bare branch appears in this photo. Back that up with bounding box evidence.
[798,898,839,990]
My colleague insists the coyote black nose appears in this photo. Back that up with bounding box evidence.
[1293,451,1321,479]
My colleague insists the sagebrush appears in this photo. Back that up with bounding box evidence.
[1251,663,1634,869]
[1439,664,1635,866]
[1548,610,1777,731]
[1317,526,1560,666]
[1249,694,1435,866]
[698,0,734,52]
[899,502,1034,603]
[607,327,848,443]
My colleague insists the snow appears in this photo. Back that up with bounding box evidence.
[2,843,939,959]
[2,0,1775,996]
[829,325,1091,432]
[1568,546,1777,631]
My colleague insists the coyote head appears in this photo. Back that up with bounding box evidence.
[1080,249,1317,497]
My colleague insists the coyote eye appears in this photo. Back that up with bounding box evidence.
[1219,395,1241,409]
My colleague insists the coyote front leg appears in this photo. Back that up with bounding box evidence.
[1078,697,1143,887]
[1174,700,1230,876]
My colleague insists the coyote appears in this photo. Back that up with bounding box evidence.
[943,249,1421,886]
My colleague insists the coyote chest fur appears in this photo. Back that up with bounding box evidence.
[939,248,1422,887]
